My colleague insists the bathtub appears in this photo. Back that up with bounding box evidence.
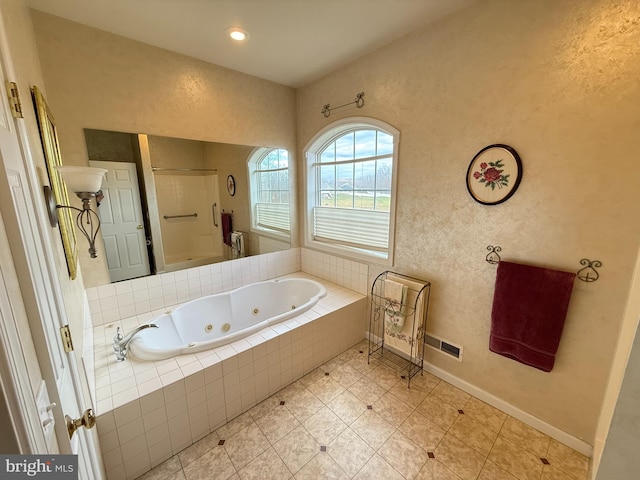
[129,277,327,360]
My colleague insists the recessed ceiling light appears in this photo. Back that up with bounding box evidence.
[226,27,250,42]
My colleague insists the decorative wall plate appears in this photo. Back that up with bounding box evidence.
[466,144,522,205]
[226,175,236,196]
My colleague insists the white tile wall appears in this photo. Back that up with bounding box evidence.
[87,248,301,326]
[92,272,368,480]
[87,248,368,327]
[300,248,369,294]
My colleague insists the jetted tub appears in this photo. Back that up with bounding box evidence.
[129,277,327,360]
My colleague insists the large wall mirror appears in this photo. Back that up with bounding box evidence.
[84,129,291,284]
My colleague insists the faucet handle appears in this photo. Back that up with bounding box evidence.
[114,326,123,342]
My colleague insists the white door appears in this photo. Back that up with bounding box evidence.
[90,160,150,282]
[0,15,103,478]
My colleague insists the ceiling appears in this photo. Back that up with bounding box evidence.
[25,0,474,88]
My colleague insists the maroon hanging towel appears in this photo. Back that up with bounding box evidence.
[221,212,233,246]
[489,261,575,372]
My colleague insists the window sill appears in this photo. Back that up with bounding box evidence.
[251,227,290,244]
[304,238,392,266]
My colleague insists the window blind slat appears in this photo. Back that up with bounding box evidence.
[257,203,290,232]
[313,207,389,250]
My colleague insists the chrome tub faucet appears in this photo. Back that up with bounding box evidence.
[113,324,158,361]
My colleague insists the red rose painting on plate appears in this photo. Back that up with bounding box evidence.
[473,159,510,190]
[466,144,522,205]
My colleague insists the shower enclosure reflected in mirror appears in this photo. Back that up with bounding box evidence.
[84,129,291,284]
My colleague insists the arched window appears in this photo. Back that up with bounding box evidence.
[248,147,290,237]
[304,117,398,263]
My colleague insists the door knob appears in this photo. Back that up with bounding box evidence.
[65,408,96,439]
[137,225,143,229]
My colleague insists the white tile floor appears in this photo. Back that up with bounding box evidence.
[135,340,590,480]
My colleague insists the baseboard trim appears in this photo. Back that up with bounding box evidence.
[422,361,594,458]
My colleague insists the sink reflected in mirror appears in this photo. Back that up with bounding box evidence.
[84,128,291,284]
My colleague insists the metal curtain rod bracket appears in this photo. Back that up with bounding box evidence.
[321,92,364,117]
[485,245,602,282]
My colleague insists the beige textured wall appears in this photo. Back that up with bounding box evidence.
[148,135,206,170]
[297,0,640,442]
[30,10,297,286]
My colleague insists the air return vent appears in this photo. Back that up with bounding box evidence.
[424,333,463,361]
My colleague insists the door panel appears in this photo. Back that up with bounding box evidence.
[97,190,114,224]
[90,161,150,282]
[118,188,135,223]
[103,236,121,269]
[125,233,143,264]
[0,43,104,480]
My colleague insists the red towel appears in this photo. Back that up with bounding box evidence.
[490,261,575,372]
[221,212,233,246]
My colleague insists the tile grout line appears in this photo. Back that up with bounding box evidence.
[486,409,510,479]
[251,404,299,479]
[460,395,491,480]
[538,436,551,480]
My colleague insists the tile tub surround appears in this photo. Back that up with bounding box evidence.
[86,248,303,327]
[86,247,370,327]
[92,275,367,480]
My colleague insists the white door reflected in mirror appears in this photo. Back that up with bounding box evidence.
[90,160,151,282]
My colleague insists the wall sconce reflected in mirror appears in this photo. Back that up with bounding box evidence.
[44,166,107,258]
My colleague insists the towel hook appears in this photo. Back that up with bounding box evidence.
[577,259,602,283]
[486,245,502,264]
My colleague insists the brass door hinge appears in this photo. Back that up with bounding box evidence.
[5,81,23,118]
[60,325,74,352]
